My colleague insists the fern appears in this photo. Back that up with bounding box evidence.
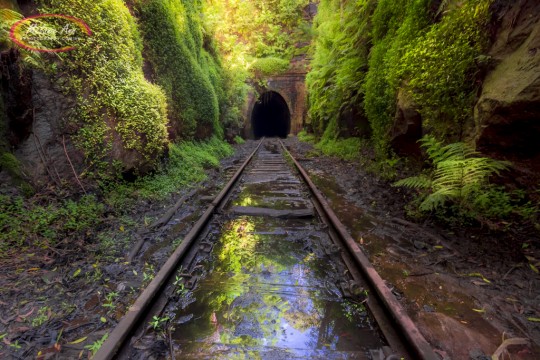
[394,135,511,213]
[394,175,431,189]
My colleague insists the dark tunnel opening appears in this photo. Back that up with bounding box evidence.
[251,91,291,139]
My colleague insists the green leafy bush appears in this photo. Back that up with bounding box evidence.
[316,137,364,161]
[234,135,245,145]
[249,57,290,77]
[297,130,316,144]
[107,137,233,207]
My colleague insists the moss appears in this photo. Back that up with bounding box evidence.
[133,0,223,140]
[398,0,492,140]
[364,0,431,157]
[35,0,169,178]
[308,0,492,161]
[249,57,290,77]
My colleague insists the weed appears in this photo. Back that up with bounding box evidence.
[234,135,245,145]
[0,195,104,257]
[31,306,50,327]
[106,137,233,209]
[315,137,365,161]
[102,291,119,311]
[142,263,155,284]
[394,135,537,224]
[173,275,187,296]
[150,315,169,330]
[297,130,317,144]
[84,333,109,356]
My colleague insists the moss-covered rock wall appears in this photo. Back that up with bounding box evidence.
[0,0,240,186]
[132,0,223,140]
[307,0,494,157]
[307,0,540,189]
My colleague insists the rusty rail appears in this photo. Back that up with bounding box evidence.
[93,140,263,360]
[279,140,438,360]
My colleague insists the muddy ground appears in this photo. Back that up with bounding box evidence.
[0,137,538,359]
[283,137,540,360]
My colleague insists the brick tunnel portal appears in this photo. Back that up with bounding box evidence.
[251,91,291,139]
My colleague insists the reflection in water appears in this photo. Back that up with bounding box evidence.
[172,217,383,358]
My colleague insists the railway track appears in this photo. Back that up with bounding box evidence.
[94,138,438,360]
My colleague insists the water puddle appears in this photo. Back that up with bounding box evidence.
[171,217,384,359]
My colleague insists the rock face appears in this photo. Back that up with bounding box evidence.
[391,89,422,157]
[0,49,33,147]
[0,50,149,189]
[11,69,81,189]
[474,0,540,186]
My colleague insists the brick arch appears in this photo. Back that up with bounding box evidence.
[243,72,307,139]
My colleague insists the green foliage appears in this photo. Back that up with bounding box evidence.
[364,0,431,157]
[392,136,533,222]
[84,333,108,356]
[0,194,104,256]
[398,0,492,139]
[107,137,233,208]
[297,129,316,144]
[203,0,309,115]
[0,8,48,69]
[0,152,22,178]
[204,0,310,59]
[36,0,169,177]
[308,0,492,161]
[249,57,290,77]
[150,315,169,330]
[233,135,245,145]
[306,0,376,137]
[316,137,364,161]
[133,0,223,139]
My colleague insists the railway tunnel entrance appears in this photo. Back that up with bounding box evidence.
[251,91,291,138]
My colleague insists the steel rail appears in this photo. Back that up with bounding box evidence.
[279,140,439,360]
[94,140,263,360]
